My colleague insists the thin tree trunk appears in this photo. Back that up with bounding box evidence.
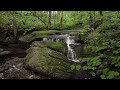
[99,11,103,16]
[60,11,63,29]
[48,11,51,30]
[99,11,104,25]
[93,11,95,30]
[32,11,47,26]
[12,11,17,40]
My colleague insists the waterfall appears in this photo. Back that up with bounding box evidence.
[66,35,79,62]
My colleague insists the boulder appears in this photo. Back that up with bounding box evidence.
[0,51,12,57]
[24,41,73,79]
[0,73,3,78]
[0,48,4,52]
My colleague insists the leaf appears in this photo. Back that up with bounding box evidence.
[96,62,101,66]
[100,74,106,79]
[114,72,119,76]
[90,71,96,76]
[87,62,92,66]
[106,74,114,79]
[76,65,81,70]
[87,66,92,69]
[106,71,115,79]
[82,58,86,62]
[92,67,96,70]
[70,65,75,70]
[82,66,87,70]
[113,50,119,54]
[102,68,109,74]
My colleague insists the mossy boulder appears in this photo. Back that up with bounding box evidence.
[19,30,57,43]
[46,42,67,55]
[0,51,11,57]
[24,41,73,79]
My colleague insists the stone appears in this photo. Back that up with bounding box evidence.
[54,32,62,35]
[24,41,73,79]
[0,48,4,52]
[0,73,3,78]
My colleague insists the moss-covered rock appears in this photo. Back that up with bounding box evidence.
[19,30,57,43]
[24,41,73,79]
[0,51,11,57]
[46,42,67,55]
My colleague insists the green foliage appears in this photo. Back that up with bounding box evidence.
[70,65,76,70]
[76,65,81,70]
[70,65,82,70]
[100,75,106,79]
[90,71,96,76]
[82,66,88,70]
[100,68,119,79]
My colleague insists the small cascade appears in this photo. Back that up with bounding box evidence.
[43,34,80,62]
[66,34,79,62]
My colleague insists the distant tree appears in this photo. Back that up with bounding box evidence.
[60,11,63,29]
[11,11,18,40]
[48,11,51,30]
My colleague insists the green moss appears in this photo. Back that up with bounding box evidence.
[0,51,11,56]
[19,30,57,42]
[32,30,57,36]
[24,41,72,79]
[46,42,67,54]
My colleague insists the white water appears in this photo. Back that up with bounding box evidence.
[66,35,79,62]
[43,34,80,62]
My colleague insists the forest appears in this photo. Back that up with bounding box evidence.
[0,11,120,79]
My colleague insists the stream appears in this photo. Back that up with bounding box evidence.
[65,34,79,62]
[0,29,93,79]
[43,33,81,62]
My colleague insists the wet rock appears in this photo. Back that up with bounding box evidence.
[5,36,15,43]
[24,41,72,79]
[0,51,12,57]
[54,32,62,35]
[0,68,4,73]
[0,73,3,78]
[69,44,75,48]
[0,45,3,48]
[8,44,19,48]
[96,59,111,75]
[0,64,9,73]
[0,48,4,52]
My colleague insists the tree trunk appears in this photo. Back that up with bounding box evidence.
[12,11,17,40]
[99,11,104,25]
[48,11,51,30]
[60,11,63,29]
[32,11,47,26]
[99,11,103,16]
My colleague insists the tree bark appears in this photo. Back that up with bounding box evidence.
[60,11,63,29]
[99,11,103,16]
[48,11,51,30]
[12,11,18,40]
[32,11,47,26]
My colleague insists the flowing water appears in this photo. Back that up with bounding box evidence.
[65,34,79,62]
[43,34,80,62]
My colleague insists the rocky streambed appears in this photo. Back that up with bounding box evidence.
[0,30,93,79]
